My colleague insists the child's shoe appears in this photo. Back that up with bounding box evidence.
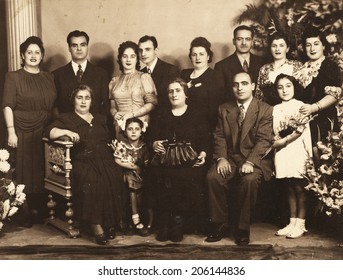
[275,217,296,236]
[286,218,307,239]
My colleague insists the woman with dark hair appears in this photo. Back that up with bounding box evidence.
[109,41,157,140]
[180,37,225,132]
[149,78,210,242]
[2,36,56,225]
[294,26,342,143]
[46,84,124,245]
[255,32,303,105]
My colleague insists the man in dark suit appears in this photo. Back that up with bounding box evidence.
[138,35,180,111]
[215,25,264,101]
[205,72,273,245]
[53,30,110,116]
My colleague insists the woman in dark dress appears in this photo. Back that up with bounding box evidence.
[46,85,124,245]
[149,78,210,242]
[2,36,56,224]
[294,26,342,143]
[181,37,225,132]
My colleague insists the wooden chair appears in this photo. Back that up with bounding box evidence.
[43,137,80,238]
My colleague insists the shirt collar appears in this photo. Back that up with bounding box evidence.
[147,57,158,73]
[71,60,87,75]
[236,96,253,111]
[236,52,250,67]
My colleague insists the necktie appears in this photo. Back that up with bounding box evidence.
[76,64,83,83]
[147,67,152,74]
[243,59,249,72]
[237,104,245,127]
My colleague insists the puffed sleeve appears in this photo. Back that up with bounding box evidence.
[2,72,17,109]
[140,73,158,105]
[323,60,342,99]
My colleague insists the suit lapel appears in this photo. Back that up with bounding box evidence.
[151,58,163,82]
[240,98,258,144]
[225,104,239,149]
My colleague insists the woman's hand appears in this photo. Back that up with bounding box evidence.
[8,132,18,148]
[299,103,315,116]
[114,112,124,121]
[193,151,206,167]
[152,140,166,154]
[65,130,80,143]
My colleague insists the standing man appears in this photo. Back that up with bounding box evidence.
[138,35,180,111]
[205,72,273,245]
[215,25,264,101]
[53,30,110,116]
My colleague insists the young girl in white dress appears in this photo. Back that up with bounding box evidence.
[111,118,152,236]
[272,74,312,238]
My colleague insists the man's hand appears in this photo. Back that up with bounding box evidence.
[240,161,254,175]
[216,158,231,178]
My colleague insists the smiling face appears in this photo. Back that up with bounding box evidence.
[305,36,325,61]
[270,38,289,61]
[233,29,253,55]
[138,40,157,66]
[168,82,187,108]
[126,122,143,142]
[22,44,43,67]
[121,47,138,73]
[68,36,88,63]
[276,77,295,102]
[232,72,254,103]
[74,89,92,115]
[190,46,209,70]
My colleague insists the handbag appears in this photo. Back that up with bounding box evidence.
[150,140,198,167]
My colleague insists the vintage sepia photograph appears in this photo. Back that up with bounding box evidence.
[0,0,343,265]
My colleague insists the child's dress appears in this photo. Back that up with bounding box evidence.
[113,139,149,190]
[273,99,312,179]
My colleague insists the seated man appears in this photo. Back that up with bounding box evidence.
[205,71,273,245]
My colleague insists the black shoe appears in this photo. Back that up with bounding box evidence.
[234,229,250,246]
[95,233,108,245]
[119,222,135,236]
[134,223,150,237]
[156,226,170,242]
[105,227,116,240]
[205,223,228,242]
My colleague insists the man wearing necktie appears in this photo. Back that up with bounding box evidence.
[205,71,273,245]
[53,30,110,117]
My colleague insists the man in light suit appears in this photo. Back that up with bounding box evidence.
[138,35,180,111]
[215,25,264,101]
[53,30,110,116]
[205,72,273,245]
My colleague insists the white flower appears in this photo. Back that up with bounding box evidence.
[15,192,26,205]
[7,181,16,195]
[0,221,3,230]
[0,161,10,173]
[7,206,18,217]
[1,200,10,219]
[326,34,338,44]
[15,184,25,194]
[0,149,10,161]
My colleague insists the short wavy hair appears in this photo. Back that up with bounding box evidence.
[302,25,329,59]
[20,36,45,67]
[167,77,189,97]
[117,41,140,72]
[188,37,214,63]
[70,84,94,106]
[67,30,89,46]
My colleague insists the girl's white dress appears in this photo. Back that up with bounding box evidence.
[273,99,312,179]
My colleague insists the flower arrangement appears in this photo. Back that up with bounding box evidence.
[0,149,26,231]
[235,0,343,68]
[302,101,343,216]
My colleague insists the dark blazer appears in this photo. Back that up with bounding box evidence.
[53,61,110,115]
[142,58,180,109]
[213,98,273,181]
[215,52,264,101]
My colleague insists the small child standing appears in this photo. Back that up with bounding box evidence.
[272,74,312,239]
[111,118,152,236]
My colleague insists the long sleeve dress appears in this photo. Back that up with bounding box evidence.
[294,57,342,143]
[255,59,303,106]
[109,71,157,140]
[45,113,124,227]
[148,105,210,227]
[2,69,56,194]
[180,67,225,132]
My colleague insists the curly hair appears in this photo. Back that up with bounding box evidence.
[117,41,140,72]
[302,25,329,59]
[188,37,214,63]
[20,36,45,67]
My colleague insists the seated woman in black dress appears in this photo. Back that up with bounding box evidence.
[149,78,210,242]
[45,85,124,245]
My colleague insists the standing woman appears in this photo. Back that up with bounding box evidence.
[294,26,342,143]
[109,41,157,140]
[181,37,225,133]
[255,32,303,105]
[2,36,56,224]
